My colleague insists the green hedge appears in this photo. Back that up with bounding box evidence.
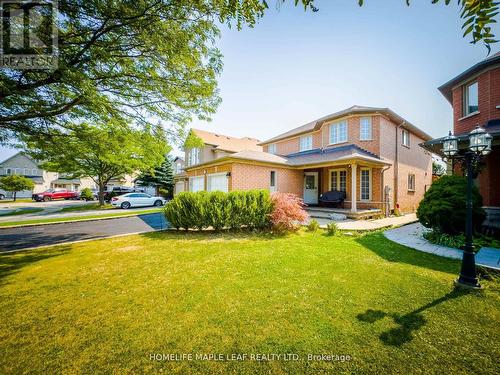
[164,190,272,230]
[417,175,486,235]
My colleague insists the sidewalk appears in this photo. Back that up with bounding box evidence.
[313,213,418,231]
[384,223,500,270]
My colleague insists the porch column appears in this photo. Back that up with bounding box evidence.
[351,163,357,213]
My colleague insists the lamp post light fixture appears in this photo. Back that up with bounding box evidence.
[442,126,492,289]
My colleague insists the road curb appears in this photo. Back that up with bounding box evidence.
[0,211,163,230]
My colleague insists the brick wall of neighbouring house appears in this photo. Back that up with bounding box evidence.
[452,66,500,135]
[231,163,303,196]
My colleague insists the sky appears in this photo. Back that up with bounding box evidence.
[1,0,499,160]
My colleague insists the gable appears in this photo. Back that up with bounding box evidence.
[0,153,38,169]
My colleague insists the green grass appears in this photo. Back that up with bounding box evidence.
[0,231,498,374]
[0,208,44,217]
[0,208,163,227]
[0,198,33,204]
[59,203,114,212]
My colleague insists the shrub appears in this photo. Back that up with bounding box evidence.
[326,222,339,236]
[79,188,94,201]
[307,219,320,232]
[269,193,308,233]
[164,190,272,231]
[417,175,486,235]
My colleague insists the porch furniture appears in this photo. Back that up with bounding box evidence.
[319,190,346,208]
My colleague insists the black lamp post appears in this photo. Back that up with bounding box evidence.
[442,126,492,289]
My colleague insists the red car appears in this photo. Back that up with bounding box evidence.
[32,188,79,202]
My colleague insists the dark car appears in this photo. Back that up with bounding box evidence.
[103,187,144,203]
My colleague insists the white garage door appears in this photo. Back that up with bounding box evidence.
[175,181,185,195]
[207,173,228,192]
[189,176,205,192]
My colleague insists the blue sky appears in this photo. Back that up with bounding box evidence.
[1,0,498,160]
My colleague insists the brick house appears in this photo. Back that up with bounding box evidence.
[181,106,433,217]
[422,52,500,224]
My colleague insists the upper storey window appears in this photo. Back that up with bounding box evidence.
[360,117,372,140]
[402,129,410,147]
[268,144,277,154]
[463,81,478,116]
[329,120,348,144]
[188,148,200,166]
[299,135,313,151]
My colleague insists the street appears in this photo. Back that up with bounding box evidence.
[0,213,168,252]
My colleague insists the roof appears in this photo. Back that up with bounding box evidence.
[259,105,432,144]
[0,151,38,166]
[173,156,184,162]
[438,51,500,103]
[185,144,390,170]
[191,128,262,153]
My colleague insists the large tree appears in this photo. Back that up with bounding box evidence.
[136,155,175,198]
[0,0,497,143]
[24,122,169,205]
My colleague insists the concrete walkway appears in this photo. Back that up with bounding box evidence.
[313,213,418,231]
[384,223,500,270]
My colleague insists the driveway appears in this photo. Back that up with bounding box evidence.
[0,199,95,217]
[0,213,168,252]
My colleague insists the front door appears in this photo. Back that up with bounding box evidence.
[304,172,318,205]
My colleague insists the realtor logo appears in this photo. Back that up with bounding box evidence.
[0,0,58,69]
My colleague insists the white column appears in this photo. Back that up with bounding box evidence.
[351,163,357,213]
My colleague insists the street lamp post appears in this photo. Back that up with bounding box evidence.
[442,126,492,289]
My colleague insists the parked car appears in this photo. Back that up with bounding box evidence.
[32,188,79,202]
[103,186,143,203]
[0,193,5,200]
[111,193,166,209]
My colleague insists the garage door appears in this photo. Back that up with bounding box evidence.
[189,176,205,192]
[175,181,185,195]
[207,173,228,192]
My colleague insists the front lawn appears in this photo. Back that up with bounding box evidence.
[0,231,498,373]
[59,203,114,212]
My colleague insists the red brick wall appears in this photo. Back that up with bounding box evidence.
[452,66,500,134]
[231,163,303,196]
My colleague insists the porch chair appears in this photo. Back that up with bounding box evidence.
[319,190,346,208]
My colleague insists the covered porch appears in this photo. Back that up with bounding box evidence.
[295,155,392,217]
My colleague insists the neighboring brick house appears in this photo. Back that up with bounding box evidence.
[183,106,433,216]
[423,52,500,224]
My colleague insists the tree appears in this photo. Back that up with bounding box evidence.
[0,175,35,201]
[136,155,175,198]
[24,122,169,205]
[0,0,496,142]
[417,175,485,234]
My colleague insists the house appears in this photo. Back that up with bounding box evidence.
[174,129,262,195]
[182,106,433,217]
[422,52,500,225]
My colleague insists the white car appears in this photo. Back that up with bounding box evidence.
[111,193,167,209]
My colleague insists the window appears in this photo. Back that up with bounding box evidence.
[360,169,371,200]
[207,173,228,192]
[330,170,347,192]
[402,129,410,147]
[463,81,478,116]
[408,174,415,192]
[188,148,200,166]
[175,163,183,174]
[32,169,38,176]
[268,144,277,154]
[299,135,313,151]
[189,176,204,192]
[329,120,348,144]
[270,171,277,192]
[5,168,12,175]
[24,168,29,175]
[360,117,372,140]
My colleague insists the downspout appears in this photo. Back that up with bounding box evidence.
[380,165,391,217]
[394,121,405,214]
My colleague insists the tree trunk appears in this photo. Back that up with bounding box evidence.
[13,191,17,201]
[98,182,105,206]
